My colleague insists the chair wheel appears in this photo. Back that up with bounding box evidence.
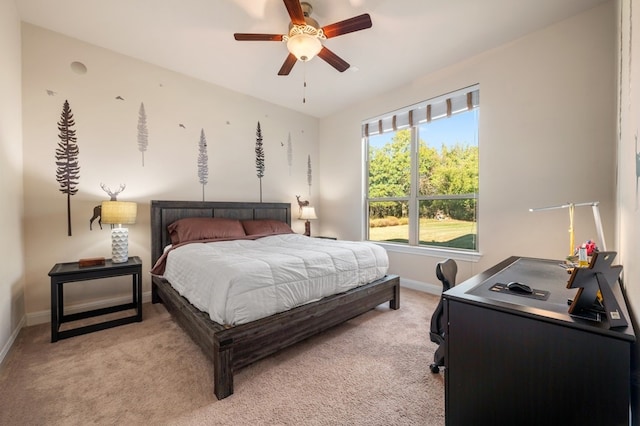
[430,363,440,373]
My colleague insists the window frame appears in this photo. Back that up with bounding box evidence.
[363,85,480,257]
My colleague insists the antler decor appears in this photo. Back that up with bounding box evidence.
[100,183,126,201]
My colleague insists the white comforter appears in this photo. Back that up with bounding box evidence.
[162,234,389,326]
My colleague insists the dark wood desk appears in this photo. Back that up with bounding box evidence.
[443,256,635,426]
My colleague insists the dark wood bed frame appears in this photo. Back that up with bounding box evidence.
[150,200,400,399]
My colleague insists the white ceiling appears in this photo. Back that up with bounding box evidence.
[17,0,609,118]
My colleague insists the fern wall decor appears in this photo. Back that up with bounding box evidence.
[137,102,148,166]
[255,121,265,202]
[307,154,312,196]
[198,128,209,201]
[287,132,293,176]
[55,100,80,236]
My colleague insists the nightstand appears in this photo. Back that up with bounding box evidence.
[49,256,142,342]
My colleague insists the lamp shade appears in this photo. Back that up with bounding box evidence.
[101,201,137,225]
[287,33,322,61]
[299,206,318,220]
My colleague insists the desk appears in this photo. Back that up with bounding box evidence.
[443,256,635,426]
[49,257,143,342]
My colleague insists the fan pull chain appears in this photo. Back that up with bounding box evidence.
[303,62,307,104]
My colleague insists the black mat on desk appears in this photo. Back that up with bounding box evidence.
[489,283,550,301]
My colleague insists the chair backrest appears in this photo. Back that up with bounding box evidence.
[431,259,458,337]
[435,258,457,292]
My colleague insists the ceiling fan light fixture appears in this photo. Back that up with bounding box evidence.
[287,33,322,61]
[234,2,372,75]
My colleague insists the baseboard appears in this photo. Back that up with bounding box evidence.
[400,277,441,295]
[0,314,26,366]
[26,291,153,326]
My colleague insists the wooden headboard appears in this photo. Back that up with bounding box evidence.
[150,200,292,265]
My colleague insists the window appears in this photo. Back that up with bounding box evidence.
[364,85,479,252]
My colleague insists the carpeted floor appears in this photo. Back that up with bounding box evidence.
[0,287,444,425]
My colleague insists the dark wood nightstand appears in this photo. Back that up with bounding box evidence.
[49,256,142,342]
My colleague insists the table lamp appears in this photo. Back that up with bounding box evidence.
[101,201,137,263]
[299,206,317,237]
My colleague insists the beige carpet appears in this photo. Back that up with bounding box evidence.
[0,288,444,425]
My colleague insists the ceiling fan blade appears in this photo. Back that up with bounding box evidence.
[234,33,284,41]
[317,46,350,72]
[283,0,306,26]
[278,53,298,76]
[322,14,372,39]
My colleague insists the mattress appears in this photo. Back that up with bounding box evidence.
[161,233,389,326]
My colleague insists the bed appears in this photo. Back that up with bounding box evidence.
[150,200,400,399]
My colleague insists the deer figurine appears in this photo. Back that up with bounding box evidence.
[89,205,102,230]
[90,183,126,230]
[296,195,310,215]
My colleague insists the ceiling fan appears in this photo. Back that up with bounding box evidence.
[234,0,372,76]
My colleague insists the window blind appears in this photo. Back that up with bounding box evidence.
[362,84,479,137]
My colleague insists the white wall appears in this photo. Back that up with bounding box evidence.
[319,2,617,287]
[21,24,320,321]
[0,0,26,361]
[616,0,640,416]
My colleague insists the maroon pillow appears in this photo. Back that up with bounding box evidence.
[168,217,246,244]
[241,219,294,236]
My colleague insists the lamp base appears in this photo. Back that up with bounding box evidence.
[111,227,129,263]
[304,220,311,237]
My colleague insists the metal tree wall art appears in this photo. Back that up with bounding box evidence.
[255,121,265,202]
[137,102,148,166]
[307,154,312,195]
[287,132,293,176]
[55,100,80,236]
[198,129,209,201]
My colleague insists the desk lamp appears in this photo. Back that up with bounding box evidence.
[101,201,137,263]
[299,206,317,237]
[529,201,606,257]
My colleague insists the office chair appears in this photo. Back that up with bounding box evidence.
[430,258,457,373]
